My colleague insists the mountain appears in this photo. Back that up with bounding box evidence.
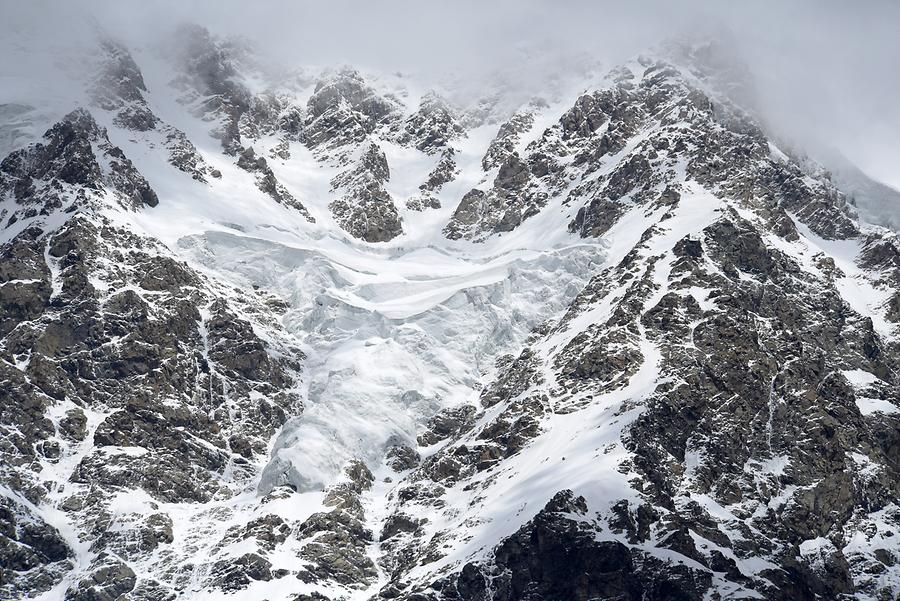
[1,23,898,601]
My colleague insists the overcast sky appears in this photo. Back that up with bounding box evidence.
[3,0,899,190]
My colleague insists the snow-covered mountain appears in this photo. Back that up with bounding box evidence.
[1,21,898,601]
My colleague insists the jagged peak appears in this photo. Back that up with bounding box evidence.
[307,67,400,116]
[315,65,368,88]
[50,107,105,141]
[0,107,158,222]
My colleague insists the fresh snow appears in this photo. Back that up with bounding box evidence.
[855,397,899,416]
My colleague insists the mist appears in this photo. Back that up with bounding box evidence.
[3,0,899,195]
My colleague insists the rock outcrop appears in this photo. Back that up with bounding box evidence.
[329,142,402,242]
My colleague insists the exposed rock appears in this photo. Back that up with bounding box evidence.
[0,496,71,596]
[422,492,710,601]
[423,153,457,193]
[65,558,136,601]
[417,405,478,446]
[296,509,377,587]
[305,68,400,151]
[3,35,899,601]
[443,188,487,241]
[90,39,153,125]
[444,151,548,241]
[400,92,463,153]
[0,109,158,213]
[209,553,280,592]
[380,513,422,541]
[330,143,402,241]
[0,139,304,593]
[482,109,536,170]
[386,445,420,472]
[236,146,314,221]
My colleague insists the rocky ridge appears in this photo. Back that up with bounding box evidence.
[1,108,305,599]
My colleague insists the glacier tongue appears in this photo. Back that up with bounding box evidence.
[179,229,604,492]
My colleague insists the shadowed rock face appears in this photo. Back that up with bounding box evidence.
[430,492,710,601]
[0,496,72,594]
[0,109,158,214]
[172,23,253,122]
[89,38,221,183]
[171,24,305,160]
[482,109,536,171]
[91,39,155,133]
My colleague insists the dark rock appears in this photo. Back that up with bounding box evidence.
[418,405,477,446]
[386,445,420,472]
[305,68,400,149]
[430,492,709,601]
[380,514,422,541]
[65,559,136,601]
[402,92,463,152]
[210,553,275,591]
[329,143,402,241]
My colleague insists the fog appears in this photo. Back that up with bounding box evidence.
[3,0,899,197]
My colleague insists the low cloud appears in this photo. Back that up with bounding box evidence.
[3,0,899,195]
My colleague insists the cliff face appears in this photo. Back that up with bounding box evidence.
[0,28,898,601]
